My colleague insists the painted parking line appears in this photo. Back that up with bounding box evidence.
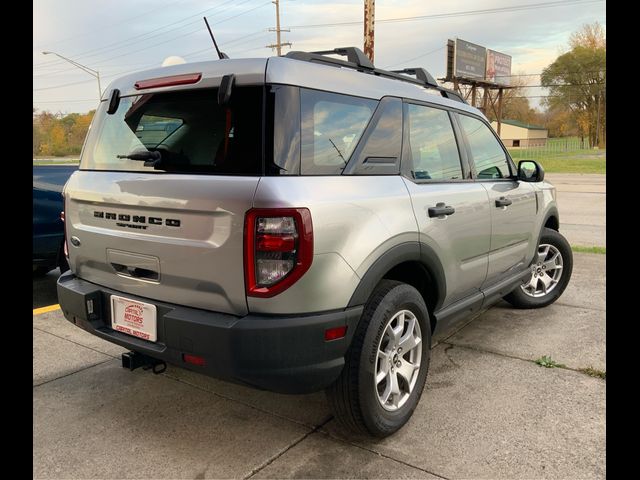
[33,304,61,315]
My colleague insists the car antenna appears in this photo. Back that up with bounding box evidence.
[204,17,229,59]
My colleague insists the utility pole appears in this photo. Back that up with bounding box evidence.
[364,0,375,63]
[266,0,291,56]
[595,90,601,148]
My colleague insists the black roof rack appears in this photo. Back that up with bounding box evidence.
[390,68,438,87]
[284,47,465,104]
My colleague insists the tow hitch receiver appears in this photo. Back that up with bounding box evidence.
[121,351,167,374]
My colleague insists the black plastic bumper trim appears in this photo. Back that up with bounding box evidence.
[57,271,362,394]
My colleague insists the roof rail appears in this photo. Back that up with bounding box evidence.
[284,47,466,104]
[390,68,438,87]
[311,47,375,69]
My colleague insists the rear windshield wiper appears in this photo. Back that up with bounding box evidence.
[116,150,161,161]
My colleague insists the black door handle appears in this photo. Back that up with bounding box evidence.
[428,202,455,218]
[495,197,513,207]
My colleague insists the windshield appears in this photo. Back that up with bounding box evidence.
[81,87,264,174]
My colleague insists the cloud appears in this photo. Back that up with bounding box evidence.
[33,0,605,113]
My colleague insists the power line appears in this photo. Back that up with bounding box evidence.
[383,46,445,69]
[34,28,271,79]
[286,0,603,29]
[72,2,271,66]
[34,0,252,69]
[34,0,190,49]
[33,40,270,92]
[498,70,605,77]
[34,4,272,91]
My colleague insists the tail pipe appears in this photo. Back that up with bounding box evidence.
[121,351,166,374]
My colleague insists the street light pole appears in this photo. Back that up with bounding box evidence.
[41,51,102,100]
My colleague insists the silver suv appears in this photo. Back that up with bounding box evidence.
[57,47,573,437]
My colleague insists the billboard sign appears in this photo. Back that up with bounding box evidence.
[454,38,486,80]
[486,49,512,85]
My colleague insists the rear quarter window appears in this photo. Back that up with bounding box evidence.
[300,89,377,175]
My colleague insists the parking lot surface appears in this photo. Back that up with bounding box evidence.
[546,173,605,247]
[34,174,605,479]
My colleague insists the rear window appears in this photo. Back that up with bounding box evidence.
[81,87,263,174]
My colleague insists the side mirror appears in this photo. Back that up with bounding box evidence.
[518,160,545,182]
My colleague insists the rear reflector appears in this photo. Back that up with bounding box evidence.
[134,73,202,90]
[324,326,347,342]
[183,354,206,366]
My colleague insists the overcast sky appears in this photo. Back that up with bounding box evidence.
[33,0,605,114]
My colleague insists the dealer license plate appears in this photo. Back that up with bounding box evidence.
[110,295,157,342]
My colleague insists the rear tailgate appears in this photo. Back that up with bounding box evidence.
[65,171,258,316]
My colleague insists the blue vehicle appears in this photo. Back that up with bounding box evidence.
[33,165,77,275]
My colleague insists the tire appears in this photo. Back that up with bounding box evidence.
[504,227,573,309]
[326,280,431,437]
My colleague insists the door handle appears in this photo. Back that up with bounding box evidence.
[495,197,513,207]
[428,202,456,218]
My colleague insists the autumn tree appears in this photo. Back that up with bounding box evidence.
[541,22,605,146]
[541,105,579,138]
[32,110,95,156]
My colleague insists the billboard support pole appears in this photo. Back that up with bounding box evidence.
[471,86,477,108]
[482,88,489,115]
[497,88,504,136]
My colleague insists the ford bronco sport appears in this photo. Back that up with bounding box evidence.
[57,47,573,437]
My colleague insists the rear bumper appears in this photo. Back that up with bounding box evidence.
[56,271,362,394]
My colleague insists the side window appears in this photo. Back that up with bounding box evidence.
[458,114,511,179]
[348,97,403,175]
[300,89,377,175]
[404,103,463,181]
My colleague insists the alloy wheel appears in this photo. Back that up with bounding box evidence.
[521,243,564,298]
[374,309,422,411]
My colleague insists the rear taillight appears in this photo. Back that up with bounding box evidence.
[244,208,313,298]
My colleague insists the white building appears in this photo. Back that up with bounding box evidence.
[491,119,548,148]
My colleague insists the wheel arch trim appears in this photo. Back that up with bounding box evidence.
[346,242,446,312]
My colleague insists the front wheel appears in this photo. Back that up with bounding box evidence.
[504,228,573,309]
[326,280,431,437]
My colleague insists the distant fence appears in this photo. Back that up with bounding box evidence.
[508,137,599,160]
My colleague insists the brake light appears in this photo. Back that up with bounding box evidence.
[244,208,313,298]
[134,73,202,90]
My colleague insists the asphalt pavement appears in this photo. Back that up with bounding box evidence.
[33,173,605,479]
[546,173,605,247]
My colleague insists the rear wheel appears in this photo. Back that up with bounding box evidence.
[326,280,431,437]
[504,228,573,308]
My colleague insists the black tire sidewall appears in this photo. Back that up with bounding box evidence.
[358,284,431,435]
